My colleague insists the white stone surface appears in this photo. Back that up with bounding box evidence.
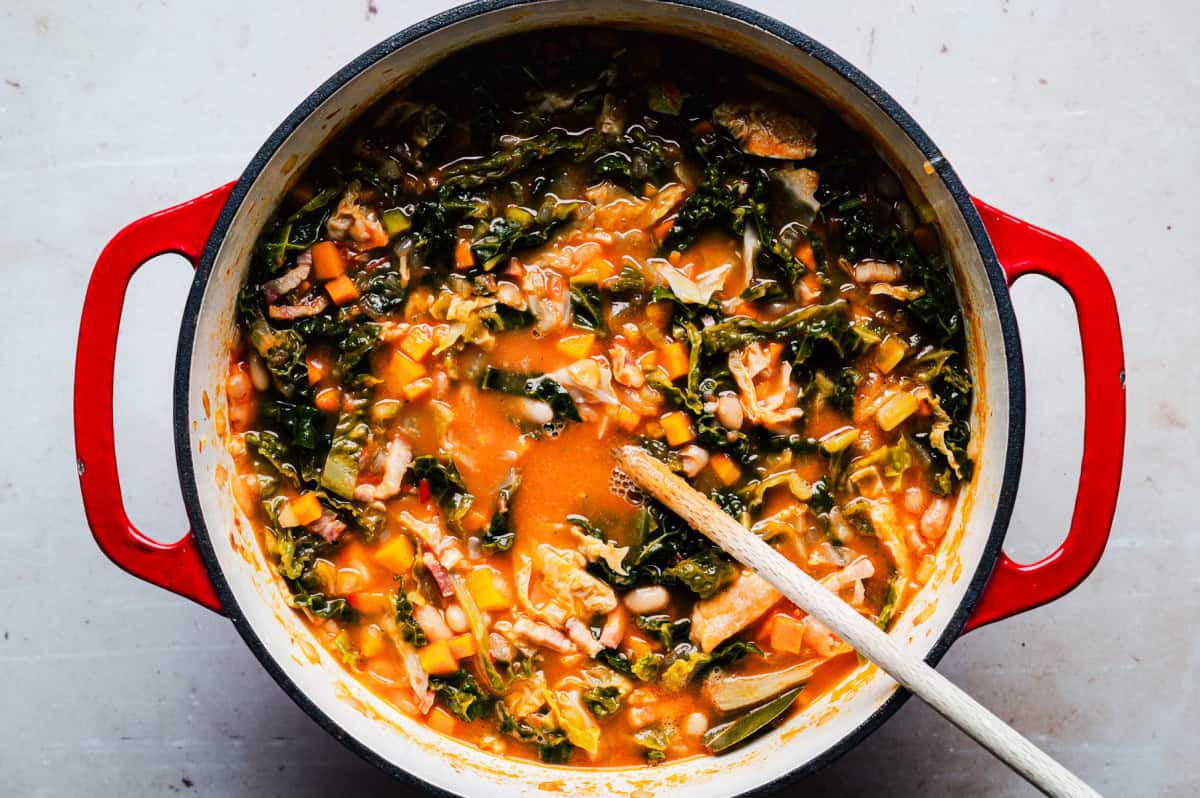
[1,0,1195,795]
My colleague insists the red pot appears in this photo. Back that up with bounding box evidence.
[73,1,1125,794]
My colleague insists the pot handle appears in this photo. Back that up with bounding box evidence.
[964,199,1125,631]
[74,184,235,614]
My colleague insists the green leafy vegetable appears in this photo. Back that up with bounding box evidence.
[635,615,691,649]
[479,367,581,422]
[430,671,493,722]
[664,549,736,599]
[702,686,803,753]
[633,723,675,764]
[582,685,622,718]
[482,470,521,553]
[410,456,474,530]
[394,588,427,646]
[569,283,606,335]
[632,652,664,683]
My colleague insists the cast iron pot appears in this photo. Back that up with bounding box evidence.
[73,1,1126,795]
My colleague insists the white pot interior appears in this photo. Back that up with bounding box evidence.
[181,2,1013,795]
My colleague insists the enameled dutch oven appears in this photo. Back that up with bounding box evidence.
[72,1,1126,795]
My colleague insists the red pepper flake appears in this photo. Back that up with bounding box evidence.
[418,478,431,504]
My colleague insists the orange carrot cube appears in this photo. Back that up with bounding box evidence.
[661,411,695,447]
[418,640,459,676]
[448,633,477,660]
[658,341,690,380]
[310,241,345,280]
[767,614,806,654]
[373,534,415,574]
[428,706,457,734]
[401,376,434,402]
[467,567,509,611]
[288,493,323,526]
[709,453,742,486]
[325,274,360,305]
[400,325,436,362]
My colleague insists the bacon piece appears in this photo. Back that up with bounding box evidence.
[262,261,311,303]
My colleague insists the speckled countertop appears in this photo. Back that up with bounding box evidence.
[2,0,1195,795]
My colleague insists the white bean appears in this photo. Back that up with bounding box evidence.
[247,352,271,392]
[920,497,953,540]
[716,393,744,430]
[678,445,709,478]
[623,586,670,615]
[444,603,469,634]
[518,397,554,426]
[683,712,709,738]
[902,486,930,515]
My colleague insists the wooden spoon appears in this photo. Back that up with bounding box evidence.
[615,445,1099,798]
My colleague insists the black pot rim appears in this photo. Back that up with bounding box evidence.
[173,1,1026,795]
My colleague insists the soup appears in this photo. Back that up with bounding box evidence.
[225,30,974,767]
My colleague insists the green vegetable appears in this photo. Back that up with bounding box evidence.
[581,685,622,718]
[608,263,646,293]
[596,649,636,677]
[631,652,664,683]
[479,366,581,422]
[451,574,507,692]
[660,649,710,691]
[482,470,521,553]
[569,283,606,335]
[334,630,361,668]
[497,704,573,763]
[244,430,302,488]
[828,366,861,415]
[702,686,803,753]
[394,587,427,646]
[471,198,584,271]
[441,129,602,191]
[247,317,307,397]
[633,723,675,764]
[664,549,736,599]
[430,671,492,722]
[410,456,474,530]
[876,573,903,631]
[635,615,691,649]
[320,401,369,500]
[592,126,672,190]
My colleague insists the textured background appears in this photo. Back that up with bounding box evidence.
[2,0,1195,795]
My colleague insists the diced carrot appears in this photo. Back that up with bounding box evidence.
[709,453,742,486]
[358,624,385,659]
[325,274,360,305]
[658,341,690,380]
[374,535,415,574]
[795,239,817,271]
[556,333,595,360]
[448,633,477,660]
[401,376,434,402]
[418,640,460,676]
[400,324,436,362]
[767,614,806,654]
[306,352,327,385]
[315,387,341,413]
[428,706,457,734]
[288,493,323,527]
[661,411,695,447]
[454,237,475,269]
[643,420,664,439]
[347,592,391,616]
[636,350,658,370]
[615,405,641,432]
[310,241,346,280]
[384,351,427,395]
[467,567,509,611]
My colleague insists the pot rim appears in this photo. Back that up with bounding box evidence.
[173,1,1026,794]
